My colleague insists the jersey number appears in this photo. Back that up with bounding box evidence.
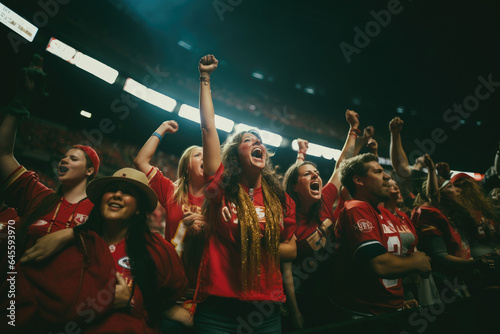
[383,236,401,288]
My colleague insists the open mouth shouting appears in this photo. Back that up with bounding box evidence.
[310,180,321,197]
[251,147,264,161]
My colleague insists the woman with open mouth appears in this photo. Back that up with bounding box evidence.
[281,109,362,329]
[193,54,297,333]
[0,60,100,272]
[3,168,189,333]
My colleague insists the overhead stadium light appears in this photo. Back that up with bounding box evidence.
[46,38,118,84]
[123,78,177,112]
[178,104,234,132]
[80,110,92,118]
[177,40,193,50]
[0,3,38,42]
[235,123,283,147]
[291,140,341,160]
[252,72,264,80]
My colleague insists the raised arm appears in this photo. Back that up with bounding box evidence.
[367,138,378,157]
[295,139,309,163]
[423,154,440,204]
[134,120,179,174]
[198,54,220,175]
[389,117,411,179]
[0,60,45,182]
[327,109,360,188]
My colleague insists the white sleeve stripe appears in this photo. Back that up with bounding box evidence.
[353,240,383,258]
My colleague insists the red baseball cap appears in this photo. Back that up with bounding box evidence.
[72,145,100,176]
[450,172,474,184]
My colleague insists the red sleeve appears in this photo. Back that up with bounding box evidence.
[338,202,387,260]
[281,194,296,242]
[1,166,53,217]
[146,167,175,208]
[204,163,225,203]
[321,182,339,220]
[411,207,445,237]
[150,233,188,307]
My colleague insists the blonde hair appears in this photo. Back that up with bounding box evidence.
[173,146,201,207]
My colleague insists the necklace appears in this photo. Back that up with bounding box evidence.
[46,197,86,234]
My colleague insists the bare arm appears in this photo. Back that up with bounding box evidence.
[279,236,297,261]
[20,228,75,263]
[134,120,179,174]
[353,125,375,157]
[369,251,431,278]
[163,305,193,328]
[198,55,221,175]
[295,139,308,163]
[389,117,412,179]
[423,154,440,204]
[329,109,361,188]
[281,261,304,329]
[0,114,22,182]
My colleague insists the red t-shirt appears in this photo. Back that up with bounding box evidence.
[411,205,471,259]
[147,167,204,251]
[195,163,296,303]
[295,182,338,256]
[1,166,93,239]
[333,200,407,315]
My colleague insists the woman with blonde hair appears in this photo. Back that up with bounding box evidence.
[194,54,296,333]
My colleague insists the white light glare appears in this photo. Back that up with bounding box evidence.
[291,140,341,160]
[46,38,118,84]
[80,110,92,118]
[0,4,38,42]
[252,72,264,80]
[235,124,282,147]
[177,40,193,50]
[123,78,177,112]
[73,52,119,84]
[178,104,234,132]
[46,38,76,62]
[305,87,315,95]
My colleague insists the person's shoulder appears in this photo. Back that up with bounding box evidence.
[344,199,371,210]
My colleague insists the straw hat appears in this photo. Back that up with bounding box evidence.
[86,168,157,213]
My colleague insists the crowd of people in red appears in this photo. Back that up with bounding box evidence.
[1,55,499,333]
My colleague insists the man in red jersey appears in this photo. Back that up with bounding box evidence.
[333,153,431,316]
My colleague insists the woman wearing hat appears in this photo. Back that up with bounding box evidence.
[194,54,296,333]
[2,168,189,333]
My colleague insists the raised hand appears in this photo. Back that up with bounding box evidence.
[160,120,179,134]
[297,138,309,153]
[199,54,219,76]
[345,109,360,129]
[367,138,378,153]
[389,117,404,134]
[423,154,435,171]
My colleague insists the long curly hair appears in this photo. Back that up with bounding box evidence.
[283,161,321,225]
[205,130,288,292]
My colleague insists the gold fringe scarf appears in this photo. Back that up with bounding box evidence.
[236,178,283,293]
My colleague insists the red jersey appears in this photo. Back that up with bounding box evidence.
[147,167,204,251]
[411,205,471,259]
[195,163,296,303]
[295,182,338,256]
[0,166,93,239]
[381,207,418,255]
[333,200,407,315]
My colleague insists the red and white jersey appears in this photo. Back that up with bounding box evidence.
[333,200,408,315]
[147,166,205,250]
[195,163,296,303]
[411,205,471,259]
[1,166,93,239]
[380,207,417,255]
[295,182,338,256]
